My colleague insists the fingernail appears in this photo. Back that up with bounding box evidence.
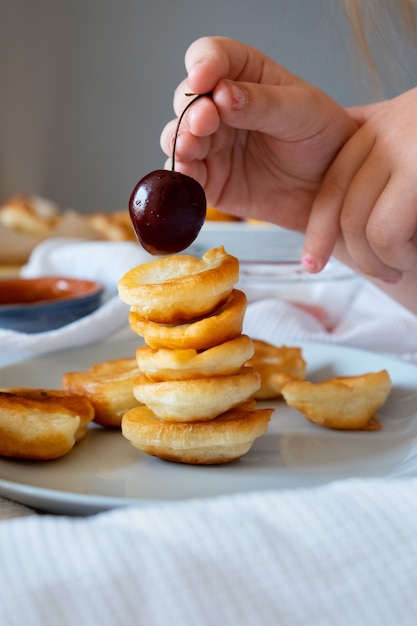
[301,253,318,272]
[381,273,402,284]
[227,82,246,111]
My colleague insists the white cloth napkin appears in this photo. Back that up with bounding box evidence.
[2,478,417,626]
[244,283,417,365]
[2,239,417,625]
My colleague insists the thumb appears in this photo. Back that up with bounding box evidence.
[212,78,317,139]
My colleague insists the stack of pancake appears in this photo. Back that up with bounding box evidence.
[117,246,273,464]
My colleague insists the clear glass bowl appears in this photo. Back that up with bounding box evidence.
[238,258,362,330]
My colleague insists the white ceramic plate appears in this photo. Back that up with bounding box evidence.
[0,339,416,515]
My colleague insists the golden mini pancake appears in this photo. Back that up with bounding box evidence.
[62,357,141,428]
[136,334,254,381]
[205,206,241,221]
[128,288,247,350]
[281,369,392,430]
[0,389,94,460]
[86,212,136,242]
[132,366,261,422]
[122,399,273,464]
[118,246,239,323]
[0,195,58,237]
[246,340,306,399]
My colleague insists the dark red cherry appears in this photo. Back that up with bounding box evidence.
[129,169,206,255]
[129,93,210,255]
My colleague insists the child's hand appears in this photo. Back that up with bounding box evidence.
[303,87,417,284]
[160,36,356,232]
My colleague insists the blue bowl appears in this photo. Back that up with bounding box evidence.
[0,276,104,333]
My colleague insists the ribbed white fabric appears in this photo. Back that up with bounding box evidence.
[243,283,417,364]
[1,479,417,626]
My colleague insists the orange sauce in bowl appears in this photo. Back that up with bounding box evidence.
[0,277,103,306]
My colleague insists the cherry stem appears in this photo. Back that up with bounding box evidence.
[171,92,212,171]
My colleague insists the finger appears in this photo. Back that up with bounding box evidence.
[302,129,402,282]
[173,77,220,128]
[160,119,178,157]
[163,156,208,188]
[365,177,417,272]
[160,118,212,162]
[302,132,374,272]
[160,118,212,188]
[175,93,221,137]
[339,155,402,281]
[184,36,292,95]
[301,192,343,274]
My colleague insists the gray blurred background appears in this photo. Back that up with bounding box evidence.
[1,0,416,212]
